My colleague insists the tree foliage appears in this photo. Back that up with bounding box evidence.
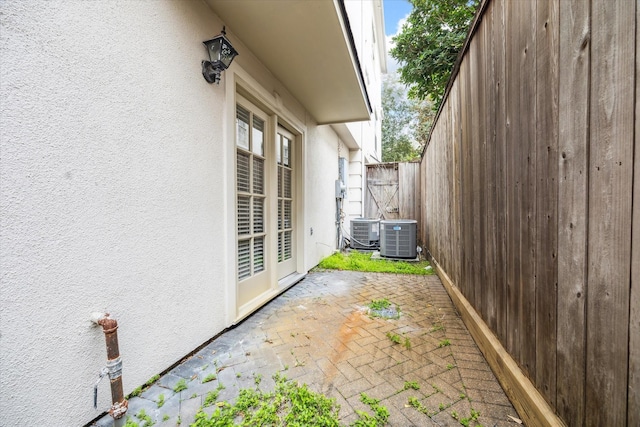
[381,75,434,162]
[381,76,420,162]
[390,0,479,110]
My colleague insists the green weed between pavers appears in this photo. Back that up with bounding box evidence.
[316,251,433,275]
[202,373,217,384]
[368,299,401,320]
[173,378,188,393]
[406,390,482,426]
[369,298,391,311]
[451,408,482,427]
[134,409,155,427]
[386,332,402,344]
[156,393,165,408]
[438,339,451,348]
[403,381,420,391]
[128,374,160,398]
[191,373,389,427]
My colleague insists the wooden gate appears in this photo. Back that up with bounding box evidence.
[364,162,421,235]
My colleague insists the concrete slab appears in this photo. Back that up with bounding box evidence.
[89,271,519,426]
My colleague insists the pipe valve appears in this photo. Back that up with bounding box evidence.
[94,367,109,409]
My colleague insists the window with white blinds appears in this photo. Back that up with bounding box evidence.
[236,104,266,280]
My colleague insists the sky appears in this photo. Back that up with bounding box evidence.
[383,0,412,37]
[382,0,413,73]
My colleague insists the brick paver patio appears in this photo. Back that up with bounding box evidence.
[92,270,519,426]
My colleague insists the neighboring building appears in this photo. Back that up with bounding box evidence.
[0,1,385,425]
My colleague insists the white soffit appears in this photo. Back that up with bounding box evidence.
[206,0,371,124]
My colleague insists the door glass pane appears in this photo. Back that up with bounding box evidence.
[253,117,264,156]
[283,231,292,260]
[283,137,290,166]
[254,237,264,273]
[237,152,250,193]
[253,158,264,195]
[283,168,291,198]
[284,200,291,229]
[236,106,250,150]
[237,196,250,235]
[238,239,251,280]
[277,167,282,198]
[253,197,264,233]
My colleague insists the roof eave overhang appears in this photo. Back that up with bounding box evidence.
[205,0,372,124]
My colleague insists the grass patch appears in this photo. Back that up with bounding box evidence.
[316,251,433,275]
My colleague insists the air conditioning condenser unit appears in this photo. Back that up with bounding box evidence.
[350,218,380,250]
[380,219,417,258]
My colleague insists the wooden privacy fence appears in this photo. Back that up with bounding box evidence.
[364,162,421,235]
[421,0,638,426]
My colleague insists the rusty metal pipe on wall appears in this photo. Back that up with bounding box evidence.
[91,312,128,421]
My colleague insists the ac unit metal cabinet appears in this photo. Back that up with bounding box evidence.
[380,220,417,258]
[350,218,380,250]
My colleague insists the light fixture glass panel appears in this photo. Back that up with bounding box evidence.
[220,38,238,68]
[205,37,223,63]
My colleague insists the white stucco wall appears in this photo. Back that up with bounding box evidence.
[0,1,380,425]
[304,124,346,269]
[0,1,234,424]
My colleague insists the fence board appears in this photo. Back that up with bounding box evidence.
[534,0,559,406]
[459,57,473,300]
[518,0,537,379]
[585,1,634,425]
[470,33,483,312]
[504,0,522,364]
[481,10,497,333]
[630,3,640,425]
[451,80,463,286]
[556,0,589,424]
[491,0,508,344]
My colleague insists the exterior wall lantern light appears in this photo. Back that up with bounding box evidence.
[202,27,239,84]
